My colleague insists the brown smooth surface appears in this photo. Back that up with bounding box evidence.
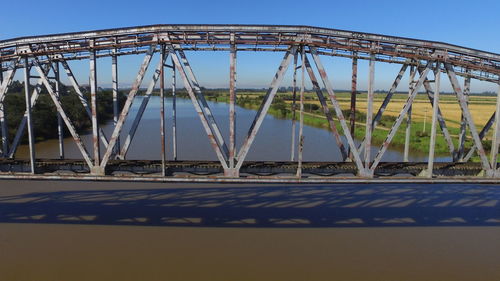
[0,180,499,281]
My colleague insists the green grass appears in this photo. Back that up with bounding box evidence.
[204,91,488,157]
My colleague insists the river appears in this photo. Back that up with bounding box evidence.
[15,96,440,162]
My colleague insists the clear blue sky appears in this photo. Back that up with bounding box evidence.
[2,0,499,92]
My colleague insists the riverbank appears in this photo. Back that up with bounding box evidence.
[3,89,125,145]
[204,90,496,156]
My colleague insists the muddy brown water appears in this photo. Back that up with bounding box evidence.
[15,96,441,162]
[0,180,499,281]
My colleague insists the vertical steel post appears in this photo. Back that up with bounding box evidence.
[0,91,8,157]
[490,82,500,173]
[23,57,35,173]
[7,65,53,158]
[100,46,155,169]
[457,71,470,161]
[426,63,440,178]
[356,63,408,154]
[227,34,237,176]
[290,52,298,161]
[54,61,64,159]
[160,46,166,176]
[0,65,18,158]
[296,46,305,178]
[89,48,101,174]
[404,65,416,162]
[171,57,177,161]
[365,54,375,170]
[0,61,2,157]
[349,54,358,159]
[112,49,120,156]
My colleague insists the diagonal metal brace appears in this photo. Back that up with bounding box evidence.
[309,47,365,175]
[445,63,492,172]
[370,62,433,172]
[118,51,170,159]
[303,54,348,160]
[100,45,156,169]
[32,58,94,169]
[59,59,110,149]
[166,45,229,169]
[175,49,230,159]
[235,46,297,170]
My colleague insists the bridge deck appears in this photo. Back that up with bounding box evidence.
[0,159,490,183]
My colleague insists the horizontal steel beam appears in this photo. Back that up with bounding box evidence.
[0,25,497,82]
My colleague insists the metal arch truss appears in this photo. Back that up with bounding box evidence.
[0,24,499,182]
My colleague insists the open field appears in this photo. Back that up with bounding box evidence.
[204,91,497,155]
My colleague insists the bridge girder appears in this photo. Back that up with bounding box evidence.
[0,25,499,181]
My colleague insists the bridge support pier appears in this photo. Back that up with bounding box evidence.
[224,168,239,178]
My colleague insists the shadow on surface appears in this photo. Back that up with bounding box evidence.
[0,183,499,228]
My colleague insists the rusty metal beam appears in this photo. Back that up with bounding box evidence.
[1,25,498,83]
[167,45,229,170]
[90,49,100,167]
[297,47,305,178]
[160,46,166,176]
[0,64,17,156]
[59,59,110,149]
[365,53,375,168]
[463,112,496,162]
[457,71,471,161]
[100,46,156,170]
[303,55,347,160]
[422,78,455,156]
[7,64,51,158]
[112,49,120,156]
[235,46,297,171]
[357,63,409,155]
[426,63,441,177]
[349,54,357,159]
[23,57,35,173]
[370,62,432,172]
[118,51,170,159]
[171,57,177,161]
[32,58,94,169]
[290,51,298,161]
[176,49,229,160]
[445,63,492,173]
[228,34,237,173]
[309,47,365,175]
[418,65,455,156]
[54,61,64,159]
[490,83,500,172]
[404,66,416,162]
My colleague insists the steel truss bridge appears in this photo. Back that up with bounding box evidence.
[0,24,499,183]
